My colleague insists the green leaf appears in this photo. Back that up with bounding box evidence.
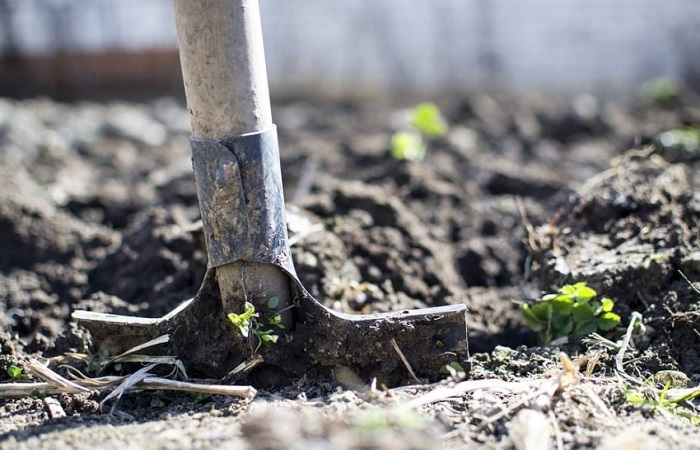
[227,312,251,338]
[530,302,552,319]
[242,302,257,320]
[30,389,47,399]
[521,304,546,331]
[574,320,598,336]
[560,284,577,295]
[596,312,621,330]
[259,332,278,344]
[267,296,279,309]
[625,392,646,404]
[7,365,22,380]
[391,131,426,161]
[567,282,596,301]
[268,313,284,329]
[227,312,243,327]
[550,295,573,314]
[551,314,574,338]
[599,297,615,313]
[410,103,448,137]
[572,302,596,323]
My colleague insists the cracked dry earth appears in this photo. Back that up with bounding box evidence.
[2,91,700,449]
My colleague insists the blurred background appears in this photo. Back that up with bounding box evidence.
[1,0,699,101]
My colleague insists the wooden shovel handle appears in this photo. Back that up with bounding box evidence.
[173,0,292,327]
[173,0,272,138]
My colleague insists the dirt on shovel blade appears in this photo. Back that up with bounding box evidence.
[2,92,700,448]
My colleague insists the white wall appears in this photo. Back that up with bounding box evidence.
[2,0,699,95]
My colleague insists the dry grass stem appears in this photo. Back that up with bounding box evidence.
[224,354,264,381]
[615,312,644,385]
[0,382,58,398]
[101,334,171,372]
[390,338,421,385]
[0,363,257,402]
[101,363,158,410]
[28,359,90,394]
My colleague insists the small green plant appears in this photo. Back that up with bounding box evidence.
[410,103,448,137]
[191,392,210,404]
[653,126,700,153]
[391,131,426,162]
[227,300,281,353]
[626,380,700,424]
[642,77,679,104]
[6,365,22,380]
[391,102,448,161]
[520,282,621,345]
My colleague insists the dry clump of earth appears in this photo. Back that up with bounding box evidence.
[2,89,700,448]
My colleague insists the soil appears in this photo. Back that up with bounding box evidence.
[2,90,700,449]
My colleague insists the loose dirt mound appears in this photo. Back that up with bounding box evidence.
[2,93,700,448]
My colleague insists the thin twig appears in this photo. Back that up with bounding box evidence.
[137,377,257,398]
[678,270,700,295]
[390,338,421,385]
[0,382,59,398]
[0,375,257,400]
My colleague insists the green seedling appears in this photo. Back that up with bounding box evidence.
[654,126,700,153]
[410,102,449,137]
[6,365,22,380]
[521,282,621,345]
[30,389,47,399]
[87,348,111,373]
[192,392,210,404]
[391,131,426,161]
[268,313,284,328]
[626,379,700,424]
[228,302,257,338]
[642,77,679,104]
[227,301,279,353]
[391,102,448,161]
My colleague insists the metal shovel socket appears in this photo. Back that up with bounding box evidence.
[73,128,469,384]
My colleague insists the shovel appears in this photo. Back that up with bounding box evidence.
[72,0,468,384]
